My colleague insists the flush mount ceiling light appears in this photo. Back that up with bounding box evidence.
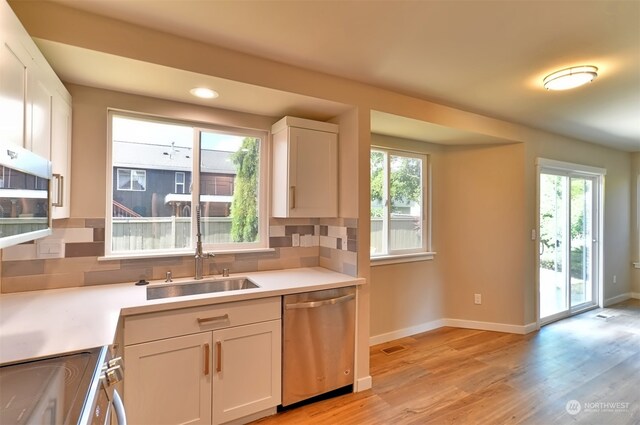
[189,87,219,99]
[543,65,598,91]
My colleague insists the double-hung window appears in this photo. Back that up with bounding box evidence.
[117,169,146,191]
[370,147,430,260]
[108,112,267,256]
[175,172,186,194]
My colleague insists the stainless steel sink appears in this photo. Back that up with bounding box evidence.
[147,277,259,300]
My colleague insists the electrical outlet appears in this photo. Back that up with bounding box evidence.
[292,233,300,247]
[613,275,617,284]
[474,293,482,305]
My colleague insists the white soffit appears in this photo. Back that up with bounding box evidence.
[34,38,350,121]
[370,110,515,146]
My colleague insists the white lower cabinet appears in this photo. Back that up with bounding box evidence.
[213,320,281,424]
[125,332,213,425]
[123,297,282,425]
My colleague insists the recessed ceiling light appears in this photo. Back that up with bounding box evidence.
[190,87,219,99]
[543,66,598,91]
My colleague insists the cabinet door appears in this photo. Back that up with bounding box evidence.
[51,93,71,218]
[289,127,337,217]
[125,332,213,425]
[0,41,28,148]
[26,67,52,159]
[212,320,281,425]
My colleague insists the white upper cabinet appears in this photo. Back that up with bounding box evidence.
[0,41,28,148]
[1,1,71,164]
[51,91,71,218]
[271,116,338,218]
[26,65,52,159]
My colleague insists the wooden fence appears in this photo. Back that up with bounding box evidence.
[0,217,48,238]
[112,216,422,253]
[112,217,233,251]
[370,217,422,253]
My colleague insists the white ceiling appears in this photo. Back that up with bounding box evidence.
[26,0,640,151]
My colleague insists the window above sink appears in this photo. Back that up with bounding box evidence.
[106,112,268,258]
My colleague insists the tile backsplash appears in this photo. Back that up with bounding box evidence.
[0,217,358,293]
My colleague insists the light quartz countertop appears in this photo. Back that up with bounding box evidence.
[0,267,363,365]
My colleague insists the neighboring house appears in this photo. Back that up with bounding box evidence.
[111,140,236,218]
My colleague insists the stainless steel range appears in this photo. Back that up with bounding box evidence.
[0,346,126,425]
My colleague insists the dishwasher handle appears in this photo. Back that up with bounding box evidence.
[285,293,355,310]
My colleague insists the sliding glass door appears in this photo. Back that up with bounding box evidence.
[538,161,602,325]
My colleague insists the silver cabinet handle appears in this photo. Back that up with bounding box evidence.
[285,293,355,310]
[290,186,296,209]
[216,341,222,373]
[197,314,229,325]
[52,174,64,207]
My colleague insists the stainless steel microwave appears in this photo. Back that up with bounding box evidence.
[0,144,52,249]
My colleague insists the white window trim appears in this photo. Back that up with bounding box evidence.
[370,146,432,260]
[175,171,185,194]
[535,157,606,320]
[105,110,269,258]
[116,168,146,192]
[371,251,436,266]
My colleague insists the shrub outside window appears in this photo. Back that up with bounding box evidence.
[108,112,267,256]
[371,148,428,257]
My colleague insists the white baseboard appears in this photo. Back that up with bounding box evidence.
[442,318,537,335]
[354,375,372,392]
[604,292,632,307]
[369,317,538,346]
[523,322,539,334]
[369,319,445,346]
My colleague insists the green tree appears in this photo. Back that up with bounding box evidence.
[230,138,259,242]
[370,150,422,216]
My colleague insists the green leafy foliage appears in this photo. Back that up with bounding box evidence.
[230,138,259,242]
[370,150,422,215]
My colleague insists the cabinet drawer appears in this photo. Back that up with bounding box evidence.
[124,297,281,345]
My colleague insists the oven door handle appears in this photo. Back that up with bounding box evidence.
[112,389,127,425]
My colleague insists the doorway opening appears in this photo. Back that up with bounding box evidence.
[537,159,605,325]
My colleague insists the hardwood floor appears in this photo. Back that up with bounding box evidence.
[254,299,640,424]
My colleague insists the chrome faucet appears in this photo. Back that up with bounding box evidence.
[195,206,214,280]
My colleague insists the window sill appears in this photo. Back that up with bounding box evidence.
[98,247,275,262]
[370,252,436,267]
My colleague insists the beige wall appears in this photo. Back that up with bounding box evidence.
[632,153,640,294]
[441,143,527,325]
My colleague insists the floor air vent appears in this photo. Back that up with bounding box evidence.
[596,313,614,320]
[381,345,407,355]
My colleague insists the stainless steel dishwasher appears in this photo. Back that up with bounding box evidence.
[282,286,356,406]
